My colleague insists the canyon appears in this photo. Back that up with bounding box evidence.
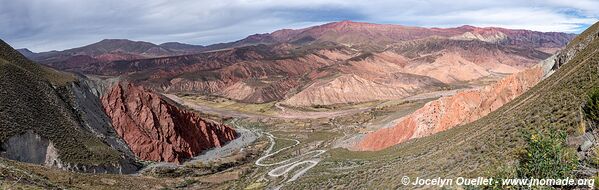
[0,39,238,172]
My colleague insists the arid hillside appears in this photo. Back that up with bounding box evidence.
[28,21,574,107]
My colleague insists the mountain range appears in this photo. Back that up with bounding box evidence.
[22,21,575,107]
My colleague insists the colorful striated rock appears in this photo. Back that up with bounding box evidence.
[101,83,237,163]
[356,65,543,151]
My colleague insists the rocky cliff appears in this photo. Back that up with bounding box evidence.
[101,83,237,163]
[356,65,544,151]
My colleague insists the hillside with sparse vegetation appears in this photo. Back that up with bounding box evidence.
[0,39,127,166]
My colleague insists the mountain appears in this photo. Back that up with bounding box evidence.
[16,48,36,58]
[0,39,238,172]
[0,39,139,173]
[28,39,207,67]
[159,42,205,52]
[227,21,575,51]
[288,21,599,189]
[26,21,575,107]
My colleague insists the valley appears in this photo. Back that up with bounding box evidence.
[1,18,598,190]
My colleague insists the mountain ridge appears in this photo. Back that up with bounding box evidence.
[24,21,574,107]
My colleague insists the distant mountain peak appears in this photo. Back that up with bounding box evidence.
[99,38,132,42]
[322,20,380,28]
[93,39,156,45]
[16,48,34,54]
[159,42,205,50]
[457,25,477,29]
[16,48,36,58]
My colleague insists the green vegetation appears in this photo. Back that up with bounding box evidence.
[347,52,374,62]
[0,40,122,165]
[583,88,599,123]
[565,22,599,50]
[516,129,577,179]
[0,158,173,189]
[332,99,432,127]
[175,179,198,188]
[282,100,381,112]
[0,40,75,86]
[182,94,277,115]
[272,138,297,152]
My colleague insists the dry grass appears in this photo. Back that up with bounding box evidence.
[182,94,278,115]
[0,40,122,165]
[0,158,174,190]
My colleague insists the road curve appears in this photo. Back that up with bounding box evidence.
[267,150,326,182]
[255,133,300,167]
[254,133,326,185]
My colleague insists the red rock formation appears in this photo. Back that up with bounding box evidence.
[101,83,237,163]
[31,22,572,105]
[356,65,543,151]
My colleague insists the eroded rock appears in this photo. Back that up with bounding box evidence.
[356,66,543,151]
[101,83,238,163]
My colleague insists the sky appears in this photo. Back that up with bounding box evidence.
[1,0,598,52]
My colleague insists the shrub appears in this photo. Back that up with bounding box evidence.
[516,129,578,179]
[583,88,599,123]
[175,179,197,188]
[591,147,599,166]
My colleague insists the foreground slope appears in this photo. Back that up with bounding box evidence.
[0,40,139,173]
[289,22,599,189]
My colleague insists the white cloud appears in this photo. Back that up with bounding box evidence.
[0,0,597,51]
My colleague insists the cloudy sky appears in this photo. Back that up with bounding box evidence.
[1,0,598,52]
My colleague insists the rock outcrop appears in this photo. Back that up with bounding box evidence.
[101,83,237,163]
[356,65,544,151]
[1,131,60,166]
[544,23,599,76]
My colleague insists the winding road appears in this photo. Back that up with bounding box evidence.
[255,133,300,167]
[255,132,327,185]
[164,94,329,186]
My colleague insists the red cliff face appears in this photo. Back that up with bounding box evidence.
[356,66,543,151]
[101,83,237,163]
